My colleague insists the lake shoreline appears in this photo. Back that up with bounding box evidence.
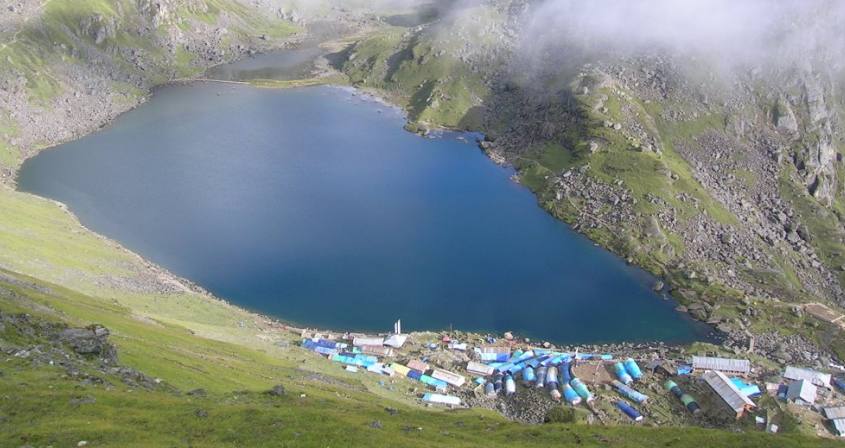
[19,83,714,345]
[10,25,720,348]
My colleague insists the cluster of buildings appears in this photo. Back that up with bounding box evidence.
[297,324,845,437]
[687,355,845,437]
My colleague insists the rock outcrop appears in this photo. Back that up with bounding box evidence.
[57,325,117,363]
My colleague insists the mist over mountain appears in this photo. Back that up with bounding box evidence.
[368,0,845,77]
[520,0,845,71]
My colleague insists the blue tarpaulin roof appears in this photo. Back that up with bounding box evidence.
[731,377,762,397]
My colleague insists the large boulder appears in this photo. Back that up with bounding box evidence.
[58,325,116,363]
[268,384,286,397]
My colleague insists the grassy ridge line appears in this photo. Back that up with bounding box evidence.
[248,74,348,89]
[340,23,489,131]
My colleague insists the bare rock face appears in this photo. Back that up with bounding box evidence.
[136,0,208,28]
[137,0,174,28]
[805,133,837,204]
[796,73,838,206]
[80,14,117,45]
[279,8,303,24]
[774,97,798,134]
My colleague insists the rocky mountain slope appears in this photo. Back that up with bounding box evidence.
[0,0,303,181]
[337,0,845,360]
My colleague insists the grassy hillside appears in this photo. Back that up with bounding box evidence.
[340,4,503,130]
[2,270,834,447]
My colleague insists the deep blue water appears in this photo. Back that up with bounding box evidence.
[18,83,711,343]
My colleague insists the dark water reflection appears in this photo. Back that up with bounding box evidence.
[19,82,712,344]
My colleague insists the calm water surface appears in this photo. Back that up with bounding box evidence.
[18,82,712,343]
[205,48,322,81]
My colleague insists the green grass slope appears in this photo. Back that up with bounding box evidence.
[340,4,501,130]
[1,271,834,447]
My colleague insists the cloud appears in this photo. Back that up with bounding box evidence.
[288,0,845,77]
[518,0,845,72]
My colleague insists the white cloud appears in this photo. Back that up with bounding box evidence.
[520,0,845,71]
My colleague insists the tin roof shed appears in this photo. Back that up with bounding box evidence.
[466,361,495,377]
[432,368,466,387]
[407,359,429,372]
[784,366,832,388]
[832,418,845,437]
[702,370,755,418]
[824,406,845,420]
[786,379,817,405]
[384,334,408,348]
[692,356,751,375]
[353,336,384,347]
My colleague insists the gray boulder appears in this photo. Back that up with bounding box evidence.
[268,384,286,397]
[58,325,116,362]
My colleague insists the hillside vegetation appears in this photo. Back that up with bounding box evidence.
[2,269,833,447]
